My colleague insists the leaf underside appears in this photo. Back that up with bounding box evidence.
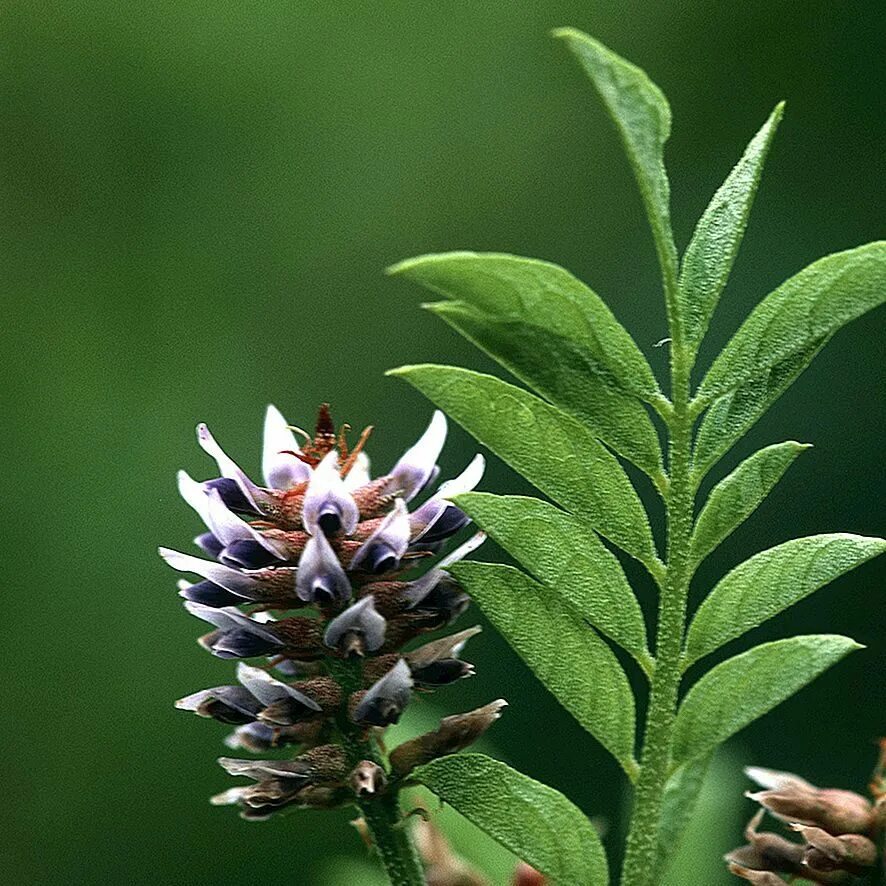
[415,753,609,886]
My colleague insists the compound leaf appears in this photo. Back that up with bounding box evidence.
[690,441,811,566]
[685,534,886,666]
[450,561,637,775]
[454,491,650,668]
[673,635,861,764]
[389,364,658,569]
[679,103,783,353]
[696,243,886,407]
[414,753,609,886]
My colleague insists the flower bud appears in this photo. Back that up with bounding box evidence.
[747,787,875,835]
[790,824,877,875]
[390,700,507,776]
[349,760,387,797]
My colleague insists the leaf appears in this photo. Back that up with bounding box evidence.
[696,243,886,407]
[449,561,637,775]
[553,28,677,291]
[693,341,824,477]
[414,753,609,886]
[388,251,662,402]
[454,491,650,668]
[673,635,861,764]
[389,364,659,569]
[684,534,886,667]
[653,753,713,882]
[690,441,811,566]
[678,103,783,353]
[425,301,664,479]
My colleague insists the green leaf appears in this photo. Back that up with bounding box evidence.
[450,561,637,775]
[684,534,886,667]
[425,301,664,479]
[388,251,662,402]
[673,635,861,764]
[696,243,886,407]
[690,441,811,567]
[692,341,823,477]
[653,753,713,882]
[678,104,783,353]
[553,28,677,296]
[414,754,609,886]
[388,364,659,569]
[454,491,650,668]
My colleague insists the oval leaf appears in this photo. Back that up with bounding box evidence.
[685,534,885,666]
[425,301,664,478]
[389,251,662,403]
[449,561,637,775]
[673,635,861,764]
[697,242,886,406]
[414,753,609,886]
[553,28,677,295]
[454,491,650,668]
[389,364,659,568]
[678,104,783,352]
[690,441,811,567]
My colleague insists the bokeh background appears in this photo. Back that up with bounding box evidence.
[1,2,883,884]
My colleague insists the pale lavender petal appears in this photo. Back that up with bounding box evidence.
[350,499,411,573]
[343,451,371,491]
[159,547,262,597]
[404,532,486,607]
[236,663,321,712]
[177,470,212,527]
[433,454,485,501]
[210,787,249,806]
[262,404,311,490]
[197,422,271,512]
[353,659,413,726]
[386,411,447,501]
[205,489,288,559]
[183,601,282,645]
[323,596,386,652]
[302,451,359,535]
[295,531,351,604]
[744,766,817,792]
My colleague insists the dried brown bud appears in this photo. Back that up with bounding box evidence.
[727,862,787,884]
[746,786,875,836]
[349,760,387,797]
[390,699,507,776]
[413,818,487,886]
[512,861,546,885]
[791,824,878,875]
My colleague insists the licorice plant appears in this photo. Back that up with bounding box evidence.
[384,27,886,886]
[161,26,886,886]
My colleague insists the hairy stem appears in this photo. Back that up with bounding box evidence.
[620,346,695,886]
[357,791,426,886]
[326,657,427,886]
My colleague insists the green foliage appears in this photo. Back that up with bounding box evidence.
[689,441,810,567]
[388,252,664,478]
[389,25,884,886]
[672,635,861,765]
[454,492,650,668]
[684,534,886,666]
[678,104,783,353]
[388,365,659,569]
[450,561,637,776]
[414,753,609,886]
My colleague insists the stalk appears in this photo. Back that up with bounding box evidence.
[326,657,427,886]
[620,343,695,886]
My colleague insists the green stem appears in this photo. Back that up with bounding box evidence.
[325,656,426,886]
[620,347,695,886]
[357,791,426,886]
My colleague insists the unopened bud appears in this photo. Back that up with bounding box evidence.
[512,861,546,885]
[746,787,875,836]
[791,824,877,875]
[390,699,507,776]
[727,863,789,884]
[349,760,387,797]
[724,810,804,874]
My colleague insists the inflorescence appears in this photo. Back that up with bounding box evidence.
[160,404,505,822]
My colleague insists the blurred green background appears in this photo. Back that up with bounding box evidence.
[2,2,883,884]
